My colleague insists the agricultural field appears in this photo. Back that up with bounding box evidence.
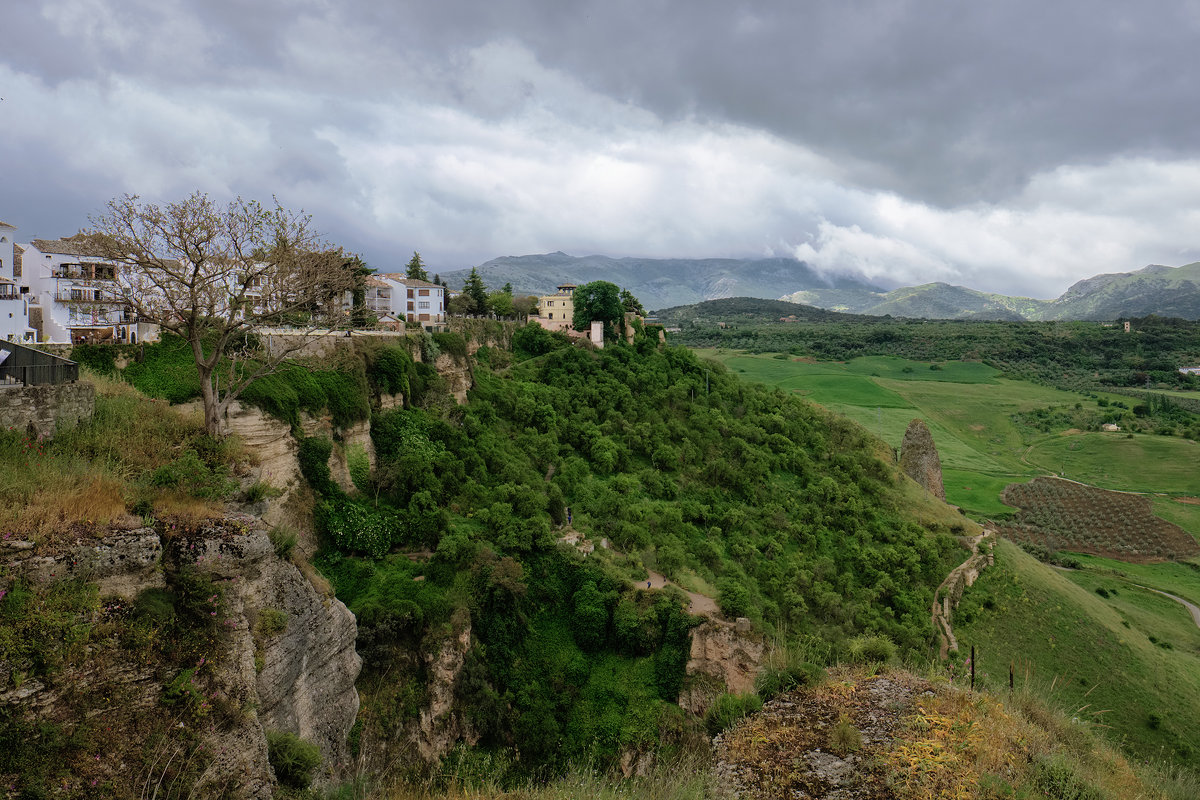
[998,477,1200,562]
[698,351,1200,543]
[1024,433,1200,495]
[953,539,1200,765]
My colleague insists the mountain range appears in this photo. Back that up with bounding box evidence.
[442,254,1200,321]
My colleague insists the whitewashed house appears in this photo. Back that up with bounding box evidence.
[22,236,155,344]
[378,274,446,328]
[0,222,35,342]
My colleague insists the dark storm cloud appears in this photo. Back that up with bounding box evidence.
[3,0,1200,296]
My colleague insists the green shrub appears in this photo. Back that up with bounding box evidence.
[346,443,371,493]
[1031,754,1104,800]
[149,448,236,499]
[432,331,468,359]
[847,634,897,665]
[70,344,118,374]
[316,498,399,558]
[257,608,289,636]
[827,713,862,755]
[298,436,338,497]
[756,660,826,701]
[704,692,762,736]
[269,524,299,560]
[266,730,322,790]
[715,577,752,619]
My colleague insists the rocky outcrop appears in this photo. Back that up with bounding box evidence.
[899,419,945,500]
[433,353,472,404]
[679,617,766,715]
[2,522,360,798]
[414,624,475,761]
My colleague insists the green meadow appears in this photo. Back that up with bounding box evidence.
[954,539,1200,764]
[1025,433,1200,495]
[699,351,1200,540]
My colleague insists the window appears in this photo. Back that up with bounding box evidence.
[418,289,429,296]
[418,301,429,309]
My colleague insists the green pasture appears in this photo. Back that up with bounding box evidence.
[941,469,1022,517]
[1065,555,1200,608]
[705,350,1200,522]
[1151,498,1200,544]
[1025,433,1200,495]
[955,539,1200,764]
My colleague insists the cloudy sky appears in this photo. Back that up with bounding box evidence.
[3,0,1200,298]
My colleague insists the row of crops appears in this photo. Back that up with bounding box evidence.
[998,477,1199,561]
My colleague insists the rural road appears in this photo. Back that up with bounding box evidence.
[1133,584,1200,629]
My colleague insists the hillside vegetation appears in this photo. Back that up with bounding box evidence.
[294,326,972,778]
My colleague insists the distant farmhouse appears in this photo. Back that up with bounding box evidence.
[1180,366,1200,376]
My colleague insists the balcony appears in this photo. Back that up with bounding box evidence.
[54,290,124,304]
[51,264,116,281]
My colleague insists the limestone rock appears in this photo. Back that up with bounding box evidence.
[680,618,765,715]
[899,418,945,500]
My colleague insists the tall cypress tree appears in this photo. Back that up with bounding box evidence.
[405,251,429,281]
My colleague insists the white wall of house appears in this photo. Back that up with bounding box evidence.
[0,223,34,342]
[379,274,446,326]
[21,240,141,344]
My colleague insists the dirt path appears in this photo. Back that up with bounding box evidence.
[558,527,720,617]
[641,565,720,616]
[1132,583,1200,629]
[932,530,995,659]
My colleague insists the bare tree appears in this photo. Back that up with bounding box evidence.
[83,192,357,436]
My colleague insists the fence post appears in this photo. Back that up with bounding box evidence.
[970,645,976,692]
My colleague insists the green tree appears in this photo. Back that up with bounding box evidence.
[620,288,645,315]
[488,290,515,317]
[572,281,625,337]
[462,267,489,314]
[405,251,429,281]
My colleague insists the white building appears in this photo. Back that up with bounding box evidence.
[0,222,35,342]
[22,236,154,344]
[378,274,446,328]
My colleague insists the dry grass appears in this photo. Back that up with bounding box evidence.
[883,678,1163,800]
[374,753,716,800]
[0,371,246,546]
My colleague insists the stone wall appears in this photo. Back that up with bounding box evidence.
[0,381,95,438]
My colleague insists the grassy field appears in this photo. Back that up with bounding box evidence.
[698,351,1200,541]
[954,539,1200,765]
[1025,433,1200,495]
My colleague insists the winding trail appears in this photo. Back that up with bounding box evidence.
[933,530,996,659]
[1131,583,1200,629]
[558,527,720,616]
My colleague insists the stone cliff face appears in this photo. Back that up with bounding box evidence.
[899,418,945,501]
[2,522,360,798]
[679,617,766,715]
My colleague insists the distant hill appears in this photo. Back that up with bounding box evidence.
[1043,262,1200,320]
[438,252,882,311]
[444,253,1200,321]
[654,297,867,326]
[783,282,1049,321]
[782,262,1200,321]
